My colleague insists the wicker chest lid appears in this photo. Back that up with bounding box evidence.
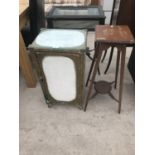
[29,29,87,51]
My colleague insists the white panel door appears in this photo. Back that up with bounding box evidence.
[42,56,76,102]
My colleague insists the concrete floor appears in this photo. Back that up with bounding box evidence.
[19,32,135,155]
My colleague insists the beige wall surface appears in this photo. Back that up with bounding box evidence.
[19,0,29,5]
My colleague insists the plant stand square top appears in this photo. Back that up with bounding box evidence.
[95,25,134,45]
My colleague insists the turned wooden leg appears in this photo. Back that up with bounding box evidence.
[84,43,104,111]
[114,49,121,89]
[118,48,126,113]
[85,43,99,87]
[104,46,114,74]
[101,49,107,62]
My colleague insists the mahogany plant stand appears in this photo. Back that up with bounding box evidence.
[84,25,134,113]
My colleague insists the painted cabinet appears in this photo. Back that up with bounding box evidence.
[29,29,87,109]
